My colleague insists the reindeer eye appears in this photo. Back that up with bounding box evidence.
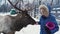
[25,16,27,17]
[20,14,22,18]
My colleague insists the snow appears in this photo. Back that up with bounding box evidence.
[15,25,60,34]
[15,25,40,34]
[0,12,17,16]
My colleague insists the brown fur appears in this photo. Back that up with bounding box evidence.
[3,11,36,34]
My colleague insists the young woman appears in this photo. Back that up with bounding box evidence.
[38,4,59,34]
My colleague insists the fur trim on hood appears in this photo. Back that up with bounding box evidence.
[39,4,52,14]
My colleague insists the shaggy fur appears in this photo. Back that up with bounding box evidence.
[0,15,12,33]
[0,11,36,34]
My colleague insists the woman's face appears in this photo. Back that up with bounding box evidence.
[40,8,49,17]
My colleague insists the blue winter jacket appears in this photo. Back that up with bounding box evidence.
[38,5,59,34]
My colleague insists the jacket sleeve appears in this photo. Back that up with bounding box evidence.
[38,20,41,25]
[38,17,42,25]
[51,16,59,33]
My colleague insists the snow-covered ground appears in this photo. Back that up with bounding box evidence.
[15,25,60,34]
[0,12,17,16]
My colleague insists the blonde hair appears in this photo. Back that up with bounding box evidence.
[39,4,49,12]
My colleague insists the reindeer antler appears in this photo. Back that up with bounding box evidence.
[24,3,35,11]
[15,0,19,7]
[8,0,23,11]
[8,0,34,11]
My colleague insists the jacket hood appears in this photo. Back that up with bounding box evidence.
[39,4,52,14]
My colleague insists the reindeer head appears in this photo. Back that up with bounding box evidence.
[8,0,36,31]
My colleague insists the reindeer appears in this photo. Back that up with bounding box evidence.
[0,0,36,34]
